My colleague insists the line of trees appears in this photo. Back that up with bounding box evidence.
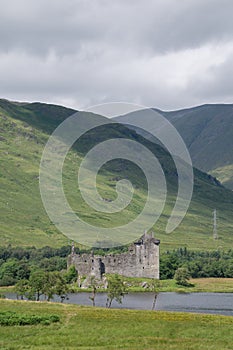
[0,245,72,286]
[15,270,69,302]
[160,247,233,279]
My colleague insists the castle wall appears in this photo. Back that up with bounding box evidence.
[68,234,160,279]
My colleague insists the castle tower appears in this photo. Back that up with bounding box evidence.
[134,233,160,279]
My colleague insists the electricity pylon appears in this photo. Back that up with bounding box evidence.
[213,209,218,240]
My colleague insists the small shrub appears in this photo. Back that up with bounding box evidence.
[174,267,190,286]
[0,311,60,326]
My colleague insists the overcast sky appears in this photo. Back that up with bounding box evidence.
[1,0,233,111]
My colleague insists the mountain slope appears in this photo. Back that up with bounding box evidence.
[162,104,233,190]
[117,104,233,190]
[0,99,233,250]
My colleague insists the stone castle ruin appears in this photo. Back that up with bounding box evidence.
[68,232,160,280]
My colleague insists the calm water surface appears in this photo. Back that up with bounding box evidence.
[6,292,233,316]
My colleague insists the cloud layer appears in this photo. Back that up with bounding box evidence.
[1,0,233,110]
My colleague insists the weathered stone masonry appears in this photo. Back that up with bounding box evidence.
[68,232,160,279]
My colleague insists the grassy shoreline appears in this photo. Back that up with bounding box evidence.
[71,277,233,293]
[1,278,233,295]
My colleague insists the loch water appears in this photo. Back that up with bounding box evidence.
[6,292,233,316]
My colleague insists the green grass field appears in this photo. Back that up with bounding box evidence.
[0,299,232,350]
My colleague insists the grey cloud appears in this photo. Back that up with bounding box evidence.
[0,0,233,110]
[1,0,233,55]
[188,52,233,102]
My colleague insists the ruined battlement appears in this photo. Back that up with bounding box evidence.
[68,232,160,279]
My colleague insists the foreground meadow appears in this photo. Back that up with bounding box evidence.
[0,299,232,350]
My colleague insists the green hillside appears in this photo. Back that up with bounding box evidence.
[0,99,233,250]
[0,99,75,248]
[162,104,233,190]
